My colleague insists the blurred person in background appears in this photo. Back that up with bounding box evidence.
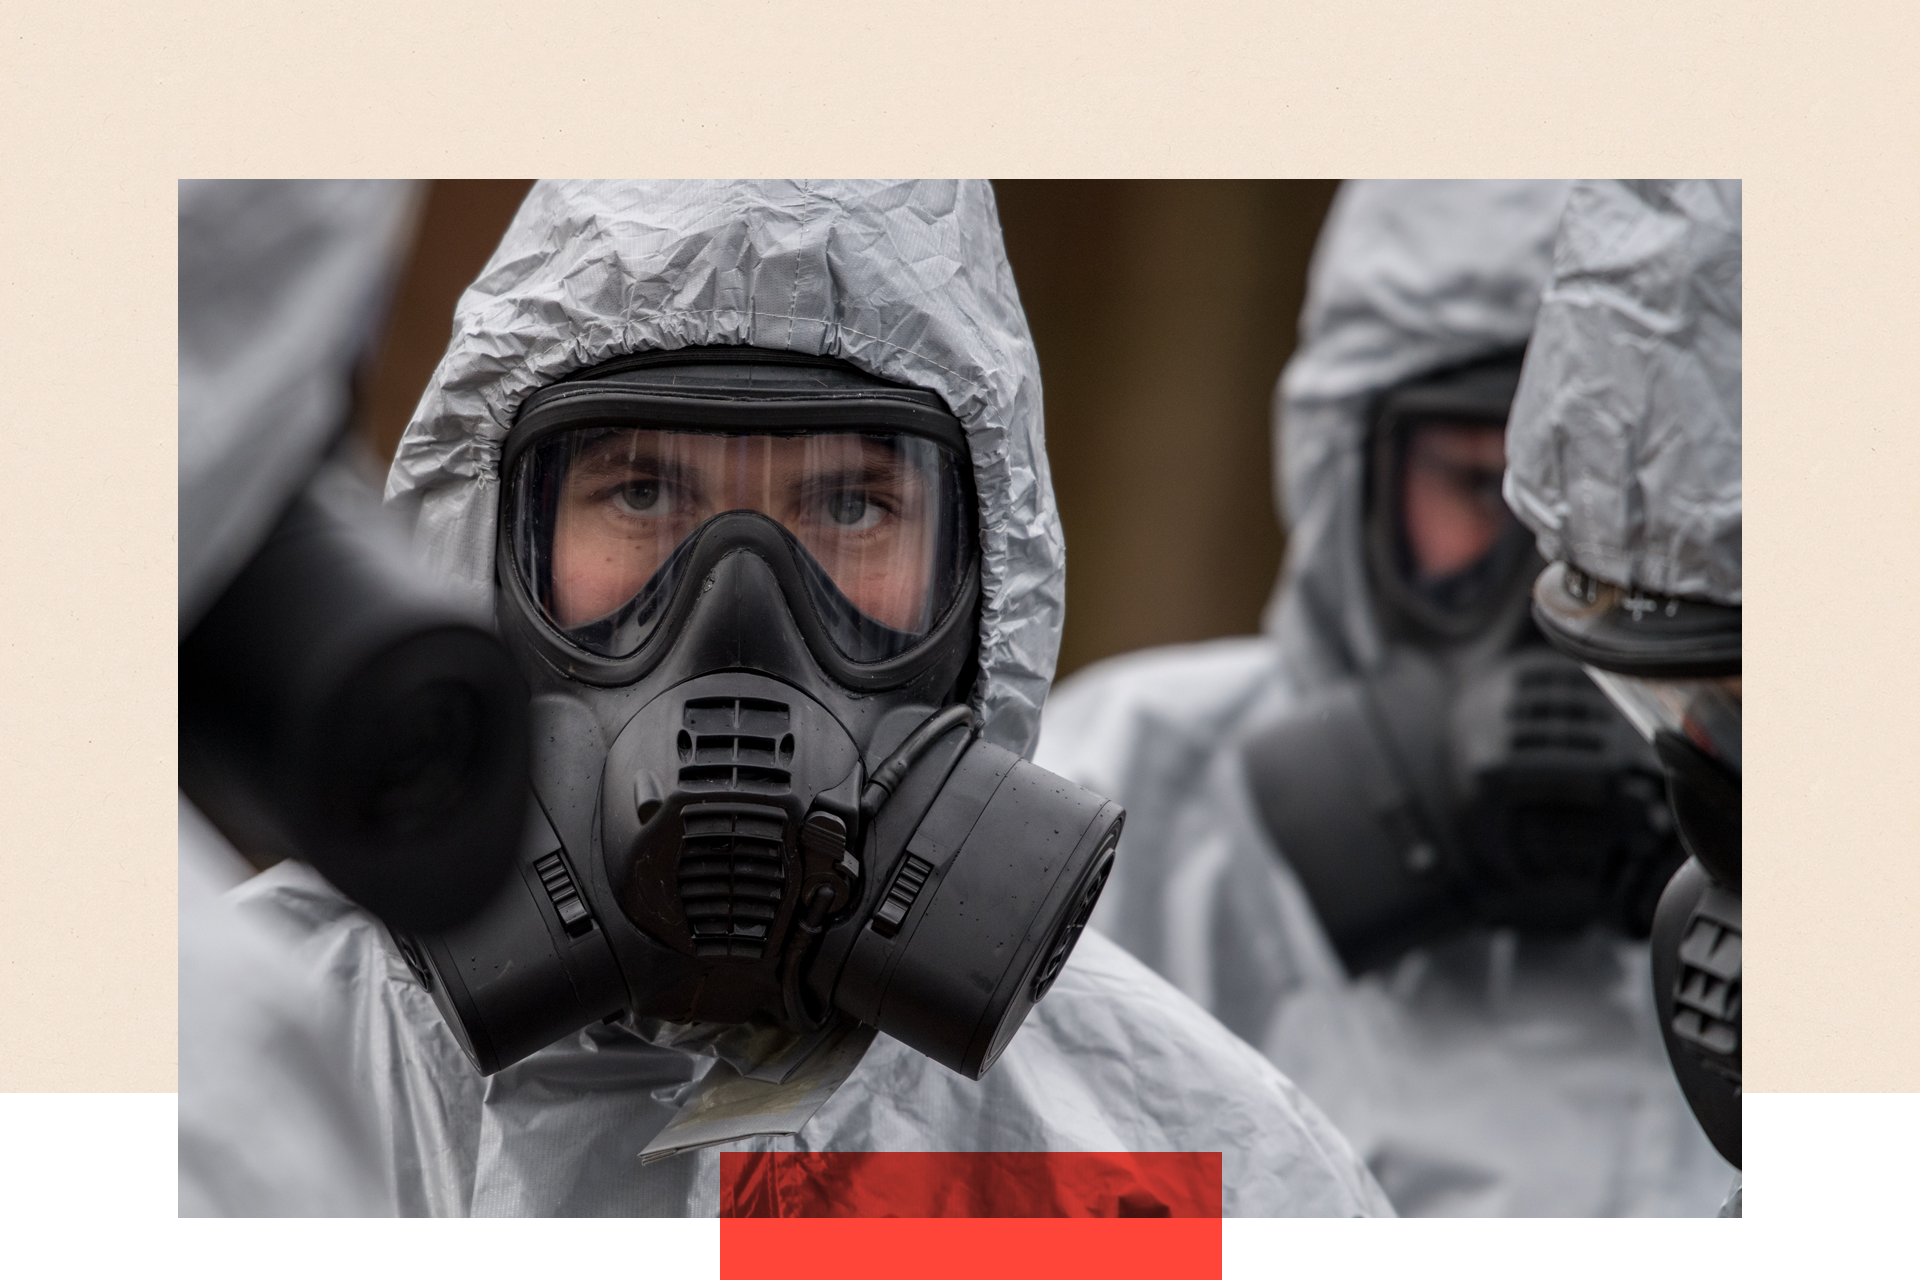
[178,180,533,1215]
[228,180,1393,1217]
[1505,178,1743,1214]
[178,179,411,1216]
[1037,180,1732,1215]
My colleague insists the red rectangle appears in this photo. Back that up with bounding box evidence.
[721,1151,1223,1217]
[721,1218,1223,1280]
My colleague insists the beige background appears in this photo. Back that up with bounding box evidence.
[0,2,1913,1092]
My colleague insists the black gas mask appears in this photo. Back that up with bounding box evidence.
[1242,355,1687,976]
[180,458,533,934]
[1535,561,1742,1168]
[404,350,1121,1082]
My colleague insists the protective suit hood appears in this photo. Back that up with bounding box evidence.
[1264,180,1571,687]
[387,180,1063,756]
[178,180,417,634]
[1503,180,1742,605]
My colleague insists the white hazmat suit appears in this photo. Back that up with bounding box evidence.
[232,180,1393,1218]
[1036,180,1733,1216]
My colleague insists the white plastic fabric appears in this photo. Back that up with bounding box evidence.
[178,179,416,634]
[388,180,1062,756]
[180,802,391,1216]
[246,180,1393,1217]
[179,180,414,1215]
[1038,181,1734,1215]
[1504,180,1742,605]
[234,862,1389,1216]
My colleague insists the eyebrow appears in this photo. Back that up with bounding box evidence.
[569,440,688,482]
[794,457,919,488]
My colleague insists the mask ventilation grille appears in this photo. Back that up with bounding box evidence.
[675,698,794,959]
[677,697,795,794]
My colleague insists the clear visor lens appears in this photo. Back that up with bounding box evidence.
[1390,419,1529,613]
[1584,668,1743,773]
[510,428,973,661]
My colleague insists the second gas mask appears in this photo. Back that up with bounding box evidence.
[1242,643,1685,976]
[1535,561,1743,1168]
[1242,355,1687,975]
[403,350,1120,1082]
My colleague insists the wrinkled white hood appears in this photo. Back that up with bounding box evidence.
[387,181,1064,755]
[1504,180,1742,604]
[1262,179,1572,688]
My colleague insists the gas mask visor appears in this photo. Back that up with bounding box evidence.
[1365,352,1538,640]
[509,425,973,667]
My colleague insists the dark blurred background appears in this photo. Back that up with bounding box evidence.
[361,180,1338,680]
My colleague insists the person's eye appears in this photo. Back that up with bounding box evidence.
[612,478,672,516]
[822,489,884,531]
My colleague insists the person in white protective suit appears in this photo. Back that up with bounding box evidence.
[229,180,1394,1218]
[179,179,419,1216]
[1505,179,1744,1214]
[1035,180,1734,1216]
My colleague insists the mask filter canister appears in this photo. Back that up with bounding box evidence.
[828,729,1122,1080]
